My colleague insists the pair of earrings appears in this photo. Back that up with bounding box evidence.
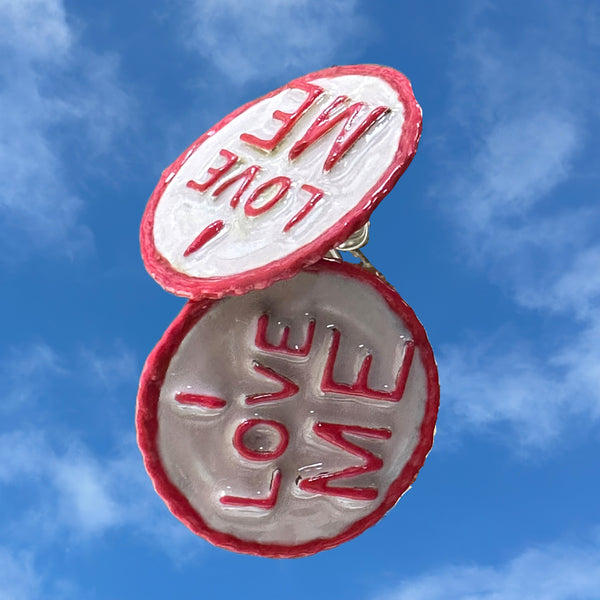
[137,65,439,558]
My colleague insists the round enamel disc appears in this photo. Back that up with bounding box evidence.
[140,65,422,299]
[137,260,438,557]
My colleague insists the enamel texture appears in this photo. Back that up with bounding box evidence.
[136,260,439,557]
[140,65,422,299]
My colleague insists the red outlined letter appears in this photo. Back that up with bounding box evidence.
[299,422,391,501]
[186,149,238,193]
[220,469,282,509]
[321,329,415,402]
[212,164,261,208]
[255,313,316,357]
[283,184,325,232]
[221,420,288,509]
[221,421,288,509]
[245,363,299,405]
[233,419,289,461]
[240,82,324,151]
[244,176,291,217]
[288,96,389,171]
[174,391,226,409]
[183,219,225,256]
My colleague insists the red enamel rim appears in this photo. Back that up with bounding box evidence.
[140,64,422,299]
[136,259,439,558]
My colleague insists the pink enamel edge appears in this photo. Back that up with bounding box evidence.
[140,64,423,299]
[135,259,440,558]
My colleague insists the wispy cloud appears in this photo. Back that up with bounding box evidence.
[439,3,597,264]
[0,340,198,560]
[433,2,600,449]
[0,547,40,600]
[178,0,370,84]
[1,430,128,535]
[439,328,600,448]
[0,340,138,414]
[449,112,580,249]
[0,0,132,260]
[373,530,600,600]
[0,427,197,555]
[0,342,66,413]
[0,340,140,420]
[80,341,139,392]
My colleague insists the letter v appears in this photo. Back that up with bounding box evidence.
[245,363,299,405]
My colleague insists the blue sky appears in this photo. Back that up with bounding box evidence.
[1,0,599,598]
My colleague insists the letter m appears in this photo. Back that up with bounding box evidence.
[288,96,389,171]
[299,422,391,501]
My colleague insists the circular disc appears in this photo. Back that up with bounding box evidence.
[136,260,439,557]
[140,65,422,299]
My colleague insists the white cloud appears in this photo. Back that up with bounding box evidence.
[80,341,139,391]
[517,244,600,320]
[0,547,40,600]
[441,6,593,264]
[0,340,196,556]
[373,532,600,600]
[439,329,600,448]
[52,446,123,535]
[0,340,138,412]
[0,342,137,535]
[434,2,600,449]
[0,343,66,412]
[0,0,72,61]
[0,429,195,554]
[451,112,579,247]
[0,545,80,600]
[179,0,370,84]
[0,0,131,259]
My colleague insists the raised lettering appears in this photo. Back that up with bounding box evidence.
[183,219,224,256]
[283,184,325,232]
[245,363,299,406]
[289,96,389,171]
[324,105,388,171]
[255,313,316,357]
[232,419,289,461]
[186,149,238,193]
[240,82,324,151]
[220,469,282,509]
[212,164,260,208]
[174,391,226,409]
[244,176,291,217]
[321,329,415,402]
[299,422,391,500]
